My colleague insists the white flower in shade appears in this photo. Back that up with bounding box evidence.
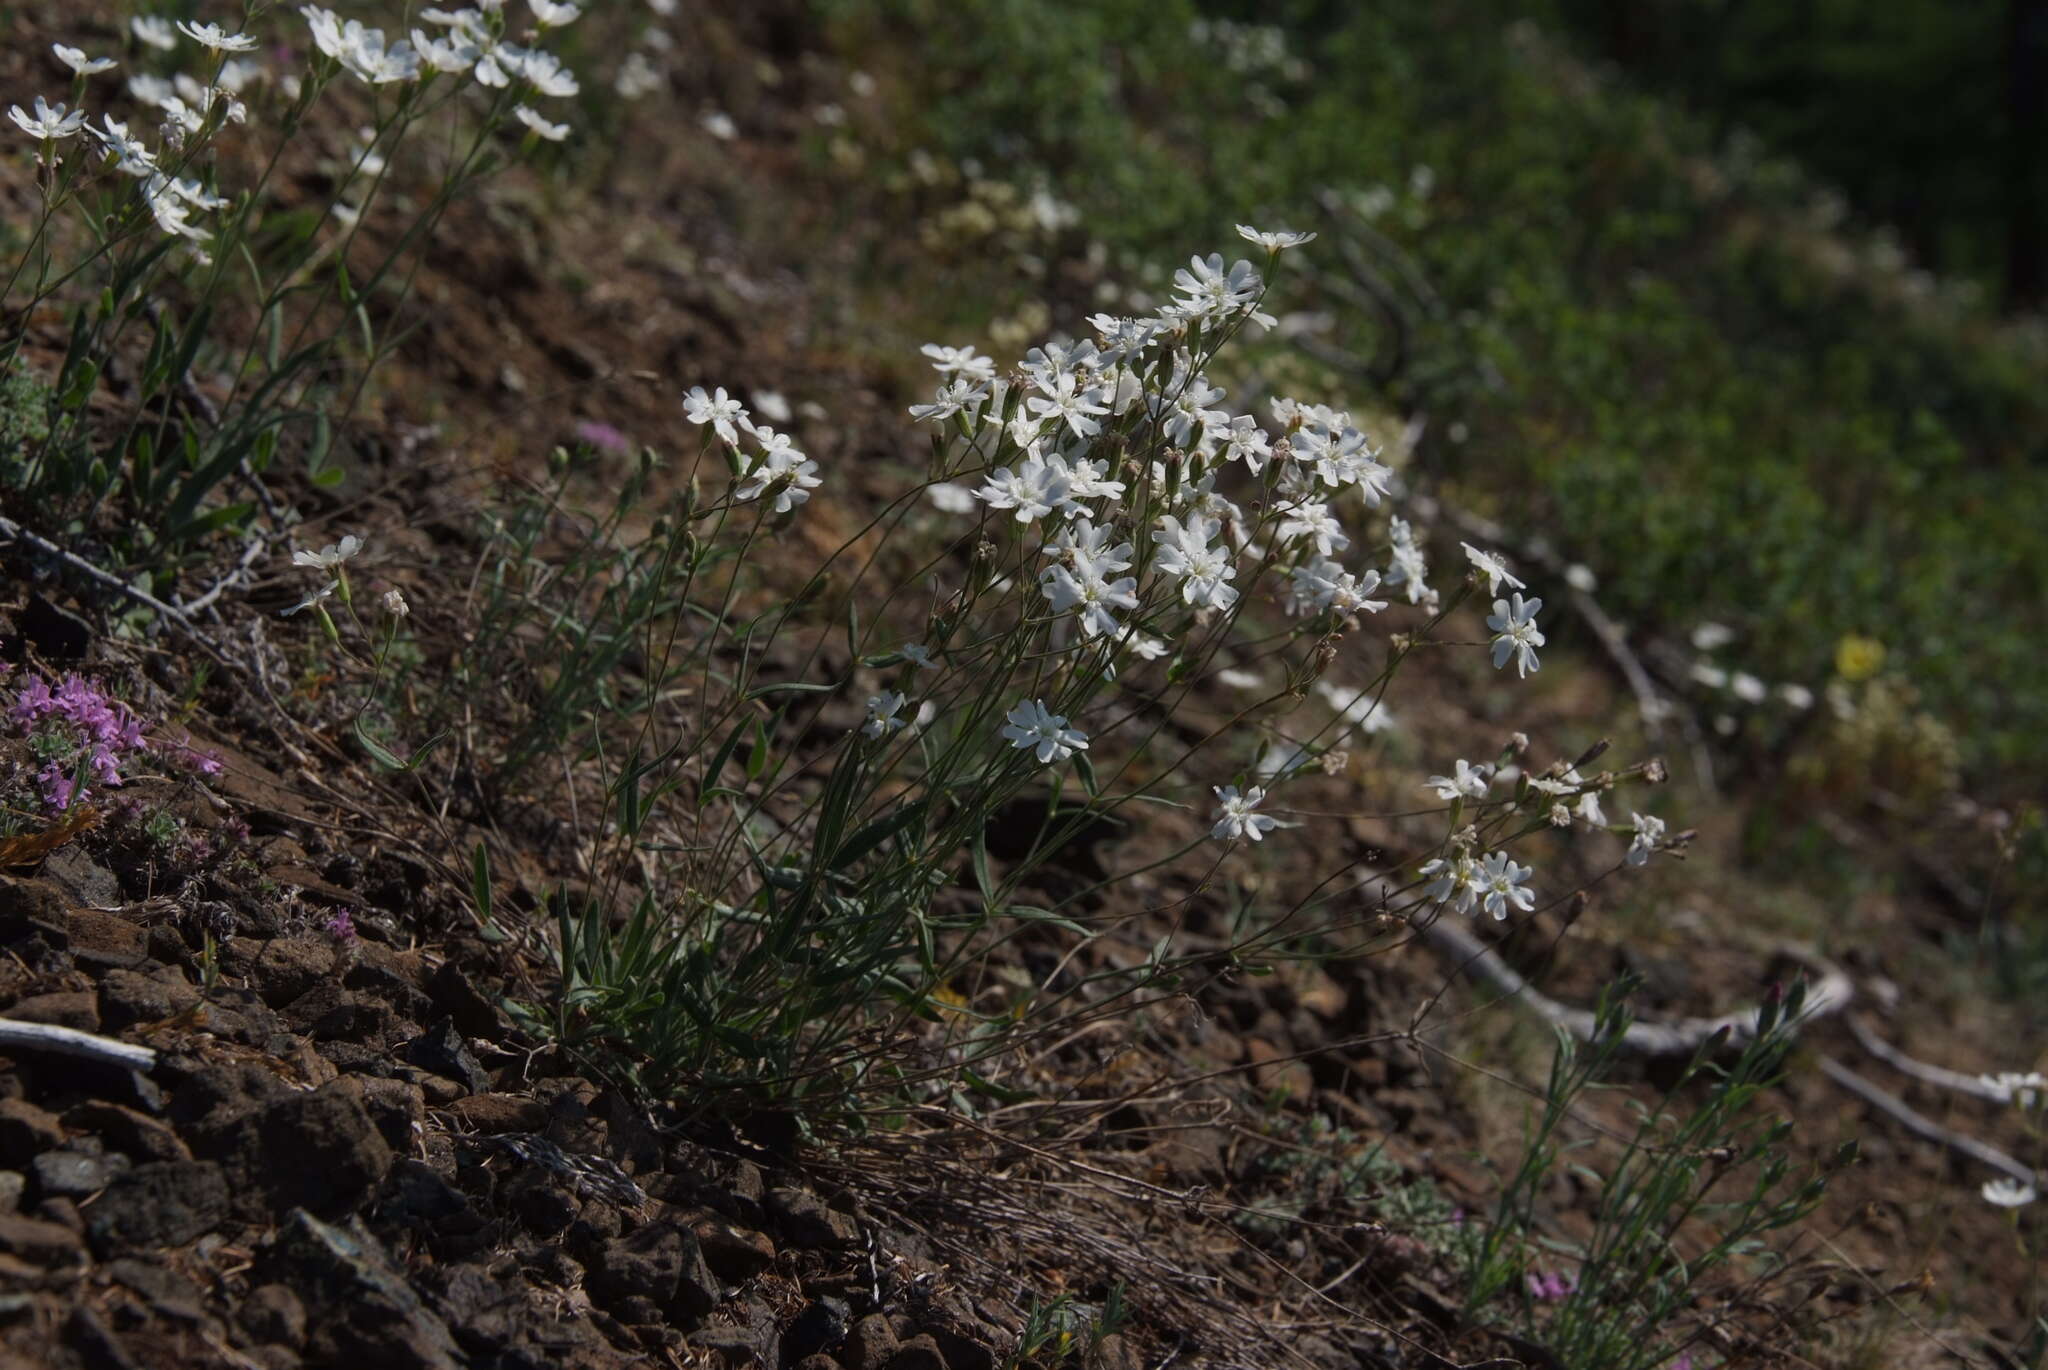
[683,385,749,446]
[1477,851,1536,920]
[975,455,1073,525]
[1127,634,1170,661]
[1461,543,1525,595]
[1982,1179,2038,1209]
[1000,698,1088,765]
[898,643,938,671]
[282,581,336,616]
[1486,593,1544,677]
[920,343,996,382]
[700,109,737,139]
[1530,768,1605,827]
[861,690,906,739]
[411,28,480,73]
[1040,563,1138,639]
[91,116,155,176]
[1386,519,1431,604]
[382,589,409,618]
[1420,853,1480,915]
[1980,1072,2048,1109]
[1627,812,1665,866]
[530,0,583,26]
[131,15,178,50]
[1236,225,1317,252]
[177,20,260,52]
[1211,785,1277,842]
[1425,759,1490,802]
[733,433,821,512]
[54,45,118,77]
[908,377,989,425]
[513,105,569,141]
[615,52,662,99]
[1276,500,1348,558]
[9,96,85,140]
[142,175,209,240]
[293,535,364,571]
[1025,371,1109,439]
[924,482,977,514]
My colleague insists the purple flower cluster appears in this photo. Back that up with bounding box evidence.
[11,673,150,809]
[1524,1267,1576,1302]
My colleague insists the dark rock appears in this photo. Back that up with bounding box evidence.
[446,1093,546,1133]
[30,1149,119,1200]
[62,1102,190,1163]
[249,1346,302,1370]
[225,938,334,1007]
[105,1256,208,1322]
[0,875,70,941]
[923,1292,999,1370]
[279,981,353,1033]
[242,1284,307,1348]
[0,1172,20,1214]
[85,1161,229,1253]
[162,1055,293,1140]
[66,1303,143,1370]
[44,847,121,911]
[216,1079,393,1220]
[883,1334,948,1370]
[766,1187,857,1248]
[389,1065,468,1105]
[506,1169,581,1235]
[783,1297,852,1364]
[65,909,146,969]
[97,969,200,1032]
[378,1160,470,1225]
[1091,1333,1144,1370]
[345,947,432,1021]
[585,1219,719,1323]
[405,1018,488,1096]
[35,1195,82,1231]
[0,1099,65,1165]
[792,1358,843,1370]
[685,1207,777,1281]
[271,1210,464,1370]
[5,989,100,1030]
[0,1212,85,1264]
[359,1078,425,1152]
[426,958,510,1040]
[844,1314,900,1370]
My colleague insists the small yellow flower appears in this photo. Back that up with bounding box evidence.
[1834,634,1885,682]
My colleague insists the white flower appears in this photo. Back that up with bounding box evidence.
[1276,499,1348,558]
[1170,252,1262,323]
[1421,853,1480,915]
[1001,698,1088,765]
[1152,513,1237,610]
[1211,785,1277,841]
[920,343,996,382]
[1236,225,1316,252]
[9,96,85,140]
[1476,851,1536,920]
[1531,768,1605,827]
[1040,563,1137,639]
[513,105,569,141]
[861,690,906,739]
[1426,760,1491,802]
[54,45,118,77]
[975,455,1073,525]
[908,377,989,425]
[683,385,750,446]
[142,175,210,240]
[733,431,821,512]
[411,28,480,73]
[925,482,977,514]
[1461,543,1525,595]
[700,109,736,139]
[899,643,938,671]
[1025,371,1109,440]
[1981,1072,2048,1109]
[615,52,663,99]
[1627,812,1665,866]
[177,20,259,52]
[530,0,583,26]
[382,589,410,619]
[1486,593,1544,677]
[1981,1179,2038,1209]
[282,581,336,616]
[131,16,178,51]
[90,116,156,176]
[293,535,364,572]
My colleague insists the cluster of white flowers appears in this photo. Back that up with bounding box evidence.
[1420,848,1536,921]
[682,386,823,513]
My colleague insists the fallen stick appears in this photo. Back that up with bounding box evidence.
[1817,1055,2036,1186]
[1843,1015,2009,1103]
[0,1019,157,1073]
[1411,914,1852,1057]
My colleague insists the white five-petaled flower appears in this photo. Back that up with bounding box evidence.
[131,16,178,50]
[1040,562,1138,639]
[1425,760,1490,803]
[1476,850,1536,920]
[1421,853,1480,915]
[908,377,989,425]
[1025,371,1109,440]
[733,431,821,512]
[683,385,749,446]
[976,455,1073,525]
[513,105,569,141]
[861,690,906,739]
[293,535,365,572]
[90,116,155,175]
[919,343,996,383]
[1000,698,1088,765]
[1152,513,1237,610]
[1981,1178,2038,1209]
[1461,543,1525,595]
[1486,593,1544,677]
[9,96,86,140]
[529,0,583,26]
[1211,785,1277,842]
[54,45,118,77]
[1627,812,1665,866]
[1236,225,1317,252]
[177,20,260,52]
[282,581,337,617]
